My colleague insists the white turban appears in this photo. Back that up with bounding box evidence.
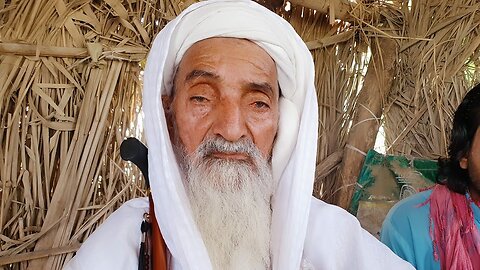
[143,1,318,269]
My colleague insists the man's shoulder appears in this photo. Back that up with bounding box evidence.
[117,196,150,212]
[305,197,415,270]
[306,197,372,239]
[99,197,150,230]
[380,189,436,269]
[308,197,360,227]
[82,196,149,242]
[63,197,149,270]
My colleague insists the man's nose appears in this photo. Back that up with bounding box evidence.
[212,102,248,142]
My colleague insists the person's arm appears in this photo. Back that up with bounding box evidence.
[380,213,417,267]
[380,191,440,270]
[63,197,149,270]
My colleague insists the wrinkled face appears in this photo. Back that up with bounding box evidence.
[461,128,480,202]
[166,38,280,161]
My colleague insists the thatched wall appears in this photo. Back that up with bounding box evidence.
[289,0,480,208]
[1,0,480,269]
[384,0,480,158]
[0,0,186,268]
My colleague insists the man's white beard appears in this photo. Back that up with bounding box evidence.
[181,137,274,270]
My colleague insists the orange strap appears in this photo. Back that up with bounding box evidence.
[149,195,168,270]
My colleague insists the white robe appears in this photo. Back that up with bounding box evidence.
[63,197,414,270]
[64,1,414,269]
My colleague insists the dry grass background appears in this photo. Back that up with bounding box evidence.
[1,0,479,269]
[383,0,480,158]
[0,0,190,268]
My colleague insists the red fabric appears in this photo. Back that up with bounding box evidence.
[428,184,480,270]
[149,195,168,270]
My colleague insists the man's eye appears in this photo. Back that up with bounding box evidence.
[190,96,208,103]
[253,101,269,109]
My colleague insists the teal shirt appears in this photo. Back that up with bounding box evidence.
[380,189,480,270]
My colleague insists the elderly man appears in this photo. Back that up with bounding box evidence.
[64,1,414,269]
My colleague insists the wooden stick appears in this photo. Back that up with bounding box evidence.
[336,38,398,209]
[0,43,88,58]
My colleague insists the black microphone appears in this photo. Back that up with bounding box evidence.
[120,137,150,188]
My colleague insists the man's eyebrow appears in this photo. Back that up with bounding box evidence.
[184,69,219,82]
[245,82,276,97]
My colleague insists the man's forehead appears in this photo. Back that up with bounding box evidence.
[173,37,280,95]
[180,37,275,66]
[186,37,266,53]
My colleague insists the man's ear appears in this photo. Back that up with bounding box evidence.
[460,156,469,169]
[162,95,172,112]
[162,95,175,137]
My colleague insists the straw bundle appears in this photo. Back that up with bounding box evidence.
[286,0,480,207]
[0,0,194,269]
[286,7,363,203]
[283,1,390,205]
[383,0,480,159]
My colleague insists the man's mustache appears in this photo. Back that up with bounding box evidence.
[197,137,260,160]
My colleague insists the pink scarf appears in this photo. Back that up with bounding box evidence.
[428,184,480,270]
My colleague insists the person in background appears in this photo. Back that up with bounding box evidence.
[381,83,480,270]
[64,1,414,269]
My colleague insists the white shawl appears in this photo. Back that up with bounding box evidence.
[142,1,318,270]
